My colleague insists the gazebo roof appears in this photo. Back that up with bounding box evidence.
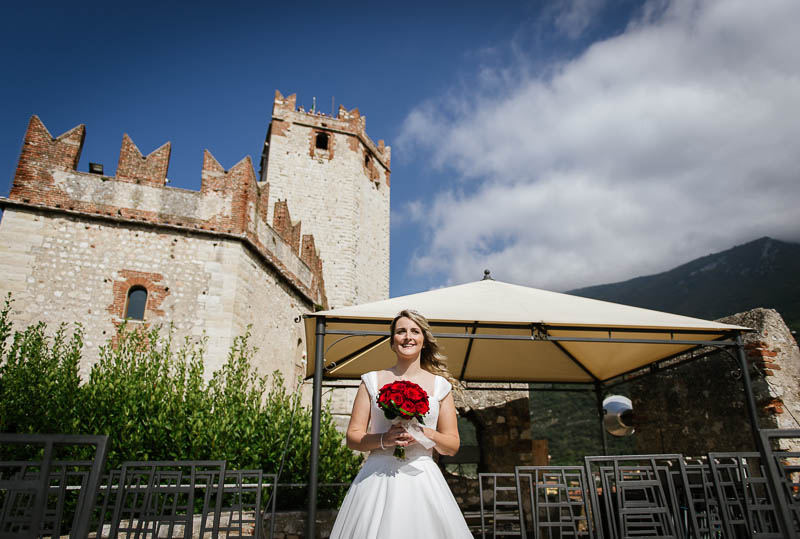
[304,278,749,384]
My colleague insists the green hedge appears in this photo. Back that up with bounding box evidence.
[0,296,361,507]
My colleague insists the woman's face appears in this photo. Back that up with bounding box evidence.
[392,316,424,361]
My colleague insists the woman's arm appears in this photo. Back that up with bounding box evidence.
[422,392,461,456]
[345,382,413,452]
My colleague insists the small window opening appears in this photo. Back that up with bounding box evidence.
[364,154,371,166]
[315,133,329,150]
[125,286,147,321]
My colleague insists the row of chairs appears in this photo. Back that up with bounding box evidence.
[477,429,800,538]
[0,434,278,538]
[91,462,274,539]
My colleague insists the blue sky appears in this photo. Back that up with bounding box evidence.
[2,0,799,298]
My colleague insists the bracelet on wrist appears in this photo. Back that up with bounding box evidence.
[380,432,385,450]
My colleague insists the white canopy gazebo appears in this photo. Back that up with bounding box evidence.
[301,275,757,535]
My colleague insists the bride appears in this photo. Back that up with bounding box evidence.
[329,309,473,538]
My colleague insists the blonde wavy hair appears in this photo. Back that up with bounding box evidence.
[390,309,453,382]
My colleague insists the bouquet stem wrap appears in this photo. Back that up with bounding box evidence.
[393,418,436,460]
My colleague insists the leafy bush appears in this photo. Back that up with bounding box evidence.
[0,298,83,436]
[0,295,362,507]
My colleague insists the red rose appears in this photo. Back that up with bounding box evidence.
[376,380,429,421]
[397,399,415,416]
[404,386,424,402]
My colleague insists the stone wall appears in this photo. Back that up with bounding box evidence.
[444,472,481,512]
[0,114,325,381]
[321,383,360,434]
[0,208,309,382]
[262,91,390,309]
[454,385,540,472]
[265,510,339,539]
[464,396,538,472]
[630,308,800,454]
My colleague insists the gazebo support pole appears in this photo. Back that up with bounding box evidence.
[595,383,608,455]
[306,316,326,538]
[734,333,763,452]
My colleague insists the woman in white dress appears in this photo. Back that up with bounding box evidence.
[329,309,473,538]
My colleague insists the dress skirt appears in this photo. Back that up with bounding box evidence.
[330,452,473,539]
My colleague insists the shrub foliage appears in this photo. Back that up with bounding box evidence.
[0,296,361,506]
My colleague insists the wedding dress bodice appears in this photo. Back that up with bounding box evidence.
[361,371,452,460]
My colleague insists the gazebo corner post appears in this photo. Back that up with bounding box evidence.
[595,383,608,455]
[306,316,327,538]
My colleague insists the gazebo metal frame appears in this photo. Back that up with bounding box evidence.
[303,316,778,537]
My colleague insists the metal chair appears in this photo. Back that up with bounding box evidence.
[479,472,522,537]
[515,465,594,538]
[682,456,724,537]
[0,433,108,539]
[104,460,226,539]
[584,454,698,539]
[208,469,277,538]
[92,469,122,537]
[758,429,800,537]
[708,452,782,538]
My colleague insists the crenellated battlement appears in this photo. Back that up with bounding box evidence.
[13,116,85,183]
[4,115,326,307]
[271,90,391,174]
[272,200,301,252]
[116,135,171,187]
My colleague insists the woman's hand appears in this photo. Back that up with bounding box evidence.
[346,384,416,452]
[384,423,414,447]
[422,393,460,456]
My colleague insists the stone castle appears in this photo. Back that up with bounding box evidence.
[0,90,390,382]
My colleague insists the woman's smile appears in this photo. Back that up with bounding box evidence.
[392,317,423,358]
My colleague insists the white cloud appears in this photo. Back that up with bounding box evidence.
[391,200,425,226]
[555,0,604,39]
[399,0,800,291]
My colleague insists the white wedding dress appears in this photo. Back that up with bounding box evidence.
[329,371,473,538]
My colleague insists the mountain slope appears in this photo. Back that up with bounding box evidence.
[569,237,800,333]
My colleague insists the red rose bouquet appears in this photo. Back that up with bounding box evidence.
[377,380,431,459]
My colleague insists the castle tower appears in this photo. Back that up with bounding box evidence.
[260,91,391,308]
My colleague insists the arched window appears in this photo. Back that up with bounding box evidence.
[124,286,147,320]
[315,132,329,150]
